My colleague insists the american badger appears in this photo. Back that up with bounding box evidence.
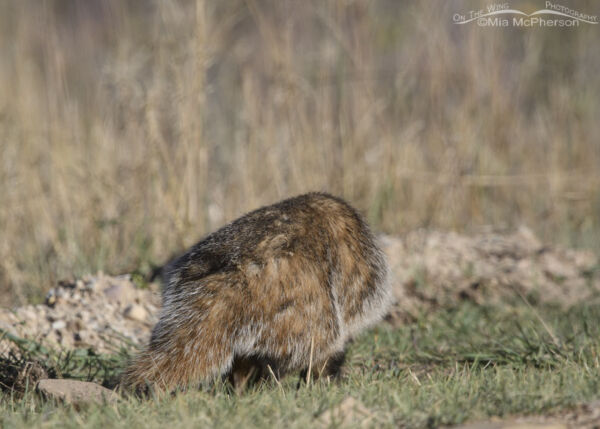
[122,192,391,392]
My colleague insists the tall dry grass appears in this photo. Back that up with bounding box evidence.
[1,0,599,305]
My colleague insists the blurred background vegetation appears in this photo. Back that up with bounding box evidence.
[0,0,598,305]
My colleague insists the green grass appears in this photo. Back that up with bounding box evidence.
[2,301,600,428]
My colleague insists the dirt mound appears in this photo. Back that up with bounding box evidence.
[0,228,598,354]
[0,273,160,355]
[382,226,598,322]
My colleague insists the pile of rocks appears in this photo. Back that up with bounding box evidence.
[0,273,160,354]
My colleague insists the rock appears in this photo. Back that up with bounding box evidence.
[18,307,37,322]
[571,249,597,272]
[541,253,578,280]
[515,225,543,253]
[51,320,66,330]
[317,397,373,427]
[37,379,118,406]
[0,319,18,337]
[103,282,136,303]
[123,304,148,322]
[45,290,60,308]
[66,319,82,331]
[73,330,99,346]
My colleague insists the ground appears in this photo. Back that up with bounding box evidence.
[1,229,599,428]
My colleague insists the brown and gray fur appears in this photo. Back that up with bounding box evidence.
[121,192,391,392]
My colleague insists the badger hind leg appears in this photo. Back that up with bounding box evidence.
[121,289,238,394]
[314,351,346,379]
[227,355,279,393]
[121,333,235,395]
[296,350,346,388]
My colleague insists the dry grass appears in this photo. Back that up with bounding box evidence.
[1,0,599,305]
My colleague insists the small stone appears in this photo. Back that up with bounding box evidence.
[51,320,66,330]
[83,280,96,293]
[45,290,60,308]
[0,320,18,337]
[541,253,577,280]
[58,278,76,289]
[318,397,373,427]
[571,249,597,273]
[104,283,136,303]
[66,319,83,331]
[74,330,98,346]
[516,225,543,253]
[123,304,147,322]
[19,307,37,321]
[37,379,118,406]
